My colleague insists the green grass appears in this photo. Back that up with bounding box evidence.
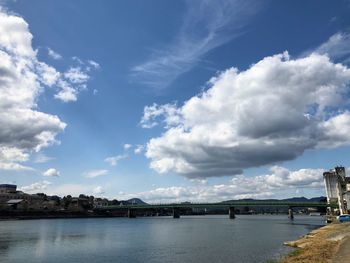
[287,249,301,257]
[265,249,301,263]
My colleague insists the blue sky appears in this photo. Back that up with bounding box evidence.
[1,0,350,202]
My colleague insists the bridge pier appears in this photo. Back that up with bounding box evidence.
[288,208,294,220]
[229,207,235,219]
[128,209,136,218]
[172,208,180,218]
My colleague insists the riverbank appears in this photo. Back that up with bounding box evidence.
[0,210,118,220]
[280,221,350,263]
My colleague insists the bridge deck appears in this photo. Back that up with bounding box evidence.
[100,201,337,210]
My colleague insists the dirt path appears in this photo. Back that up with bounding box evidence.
[331,236,350,262]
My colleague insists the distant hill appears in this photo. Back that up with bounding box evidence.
[121,198,148,205]
[119,196,326,206]
[221,196,327,203]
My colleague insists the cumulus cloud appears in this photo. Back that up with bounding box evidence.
[47,48,62,60]
[105,155,126,166]
[19,182,104,197]
[55,63,97,102]
[142,52,350,178]
[0,8,99,106]
[39,183,93,197]
[64,67,89,84]
[0,8,67,170]
[131,0,261,89]
[140,103,181,128]
[118,167,324,202]
[0,7,101,168]
[84,169,108,178]
[54,80,78,102]
[134,144,145,154]
[93,186,105,195]
[43,168,60,177]
[0,162,34,171]
[123,144,132,150]
[19,180,52,193]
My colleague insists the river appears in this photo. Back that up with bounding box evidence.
[0,215,325,263]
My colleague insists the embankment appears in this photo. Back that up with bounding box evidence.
[281,221,350,263]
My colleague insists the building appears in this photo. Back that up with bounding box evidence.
[0,184,45,210]
[323,166,350,215]
[0,184,17,194]
[94,198,109,208]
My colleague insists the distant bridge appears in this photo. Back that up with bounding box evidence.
[98,201,337,219]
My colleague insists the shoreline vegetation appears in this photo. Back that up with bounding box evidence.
[273,222,350,263]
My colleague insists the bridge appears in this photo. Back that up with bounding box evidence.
[98,201,337,219]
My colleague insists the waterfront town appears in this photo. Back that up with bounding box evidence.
[1,165,350,221]
[0,183,127,218]
[0,181,329,219]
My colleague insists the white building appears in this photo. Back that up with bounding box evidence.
[323,166,350,215]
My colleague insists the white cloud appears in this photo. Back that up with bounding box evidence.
[93,186,105,195]
[134,144,145,154]
[314,32,350,63]
[44,183,92,197]
[33,153,54,163]
[131,0,261,89]
[53,63,99,102]
[19,180,52,193]
[84,169,108,178]
[117,167,324,203]
[123,144,132,150]
[0,162,34,171]
[0,8,99,107]
[104,155,126,166]
[43,168,60,177]
[54,80,77,102]
[0,147,29,162]
[142,52,350,178]
[0,9,35,57]
[47,48,62,60]
[0,8,101,168]
[20,182,104,197]
[140,103,181,128]
[88,60,100,70]
[64,67,89,84]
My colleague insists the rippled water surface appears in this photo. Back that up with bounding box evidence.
[0,215,325,263]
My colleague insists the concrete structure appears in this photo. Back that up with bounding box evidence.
[172,208,180,218]
[99,201,332,220]
[128,209,136,218]
[288,208,294,219]
[229,207,235,219]
[0,184,17,194]
[6,199,27,210]
[0,184,48,210]
[323,166,350,215]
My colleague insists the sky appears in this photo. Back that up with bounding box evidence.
[1,0,350,202]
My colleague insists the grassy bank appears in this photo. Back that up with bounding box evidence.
[275,222,350,263]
